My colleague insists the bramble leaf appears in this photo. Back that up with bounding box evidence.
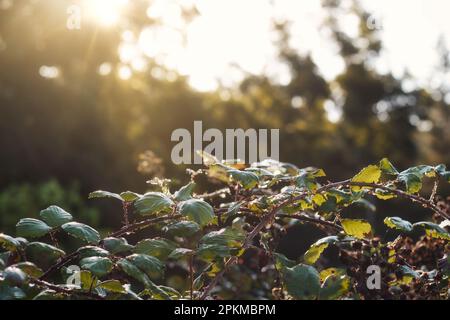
[126,254,165,279]
[303,236,338,265]
[227,170,259,190]
[39,206,73,228]
[384,217,413,233]
[80,256,113,278]
[174,182,196,201]
[283,264,321,300]
[163,221,200,237]
[62,222,101,244]
[134,192,174,216]
[413,221,450,240]
[134,238,177,260]
[178,199,215,226]
[16,219,51,238]
[341,219,372,239]
[351,165,381,191]
[103,237,133,254]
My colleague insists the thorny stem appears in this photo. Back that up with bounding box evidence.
[30,278,104,300]
[49,231,60,248]
[196,188,230,200]
[199,178,448,299]
[39,251,79,280]
[38,177,449,300]
[429,179,439,203]
[345,181,450,220]
[277,213,343,231]
[108,214,181,238]
[189,254,194,300]
[122,202,130,226]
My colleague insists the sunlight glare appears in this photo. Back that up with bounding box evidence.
[84,0,128,27]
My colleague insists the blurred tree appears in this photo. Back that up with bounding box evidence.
[0,0,448,235]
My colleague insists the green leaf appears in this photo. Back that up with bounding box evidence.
[396,265,419,284]
[197,150,219,165]
[134,192,174,216]
[199,227,245,248]
[16,218,51,238]
[341,219,372,239]
[319,274,351,300]
[103,237,133,254]
[88,190,123,201]
[374,188,396,200]
[4,266,28,286]
[26,242,65,265]
[227,170,259,189]
[126,254,165,279]
[197,228,245,261]
[283,264,321,300]
[151,285,181,300]
[0,283,26,300]
[178,199,215,227]
[97,280,126,293]
[163,221,200,237]
[0,233,20,251]
[12,262,43,278]
[303,236,338,265]
[441,171,450,183]
[80,256,113,278]
[413,222,450,240]
[398,172,422,194]
[134,238,177,260]
[295,173,318,192]
[196,244,236,261]
[207,163,233,183]
[61,222,100,244]
[354,198,376,212]
[384,217,413,233]
[117,258,152,287]
[397,265,419,279]
[77,246,110,259]
[304,243,328,265]
[174,182,196,201]
[351,165,381,191]
[168,248,194,260]
[119,191,142,202]
[379,158,399,175]
[89,190,141,202]
[273,253,296,270]
[319,268,347,282]
[80,270,98,290]
[39,206,73,228]
[398,165,437,194]
[295,168,325,192]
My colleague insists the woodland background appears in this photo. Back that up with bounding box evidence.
[0,0,449,258]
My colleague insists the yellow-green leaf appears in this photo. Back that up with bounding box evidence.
[384,217,413,232]
[341,219,372,239]
[351,165,381,191]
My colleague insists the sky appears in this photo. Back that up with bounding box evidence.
[85,0,450,92]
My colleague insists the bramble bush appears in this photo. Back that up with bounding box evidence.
[1,153,450,300]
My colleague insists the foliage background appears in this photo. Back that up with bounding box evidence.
[0,0,449,261]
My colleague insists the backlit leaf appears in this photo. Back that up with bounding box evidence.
[341,219,372,239]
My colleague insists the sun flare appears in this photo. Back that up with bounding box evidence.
[83,0,128,27]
